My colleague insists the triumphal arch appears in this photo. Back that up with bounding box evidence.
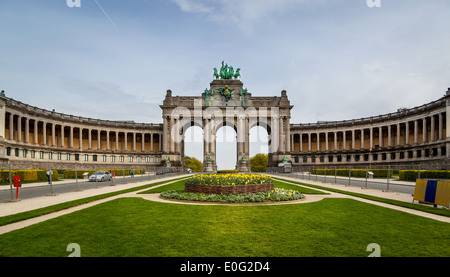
[159,62,293,172]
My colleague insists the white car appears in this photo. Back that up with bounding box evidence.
[89,171,112,182]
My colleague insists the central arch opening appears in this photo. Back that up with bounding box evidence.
[183,125,204,172]
[216,126,237,170]
[249,125,269,172]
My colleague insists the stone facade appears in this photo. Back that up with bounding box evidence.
[289,88,450,169]
[0,83,448,171]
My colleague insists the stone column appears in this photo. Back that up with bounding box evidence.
[51,123,56,146]
[308,133,311,152]
[378,126,383,148]
[106,131,110,150]
[34,120,38,145]
[370,127,373,150]
[439,113,443,141]
[141,133,145,152]
[317,133,320,152]
[61,125,65,148]
[132,132,136,152]
[69,126,74,148]
[360,129,364,149]
[388,125,392,147]
[325,132,329,151]
[431,115,435,142]
[25,117,30,143]
[414,120,418,144]
[334,132,337,151]
[299,133,303,152]
[88,128,92,149]
[279,116,285,153]
[124,132,128,151]
[150,133,154,152]
[342,131,346,150]
[405,121,409,145]
[79,128,83,150]
[351,129,355,150]
[17,115,22,142]
[170,118,176,153]
[162,116,168,153]
[423,118,427,143]
[97,130,101,150]
[9,113,14,141]
[115,131,119,151]
[43,122,47,146]
[396,123,401,146]
[245,115,250,156]
[211,116,216,169]
[204,118,210,163]
[285,116,291,152]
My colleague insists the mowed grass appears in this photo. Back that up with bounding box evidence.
[0,178,448,257]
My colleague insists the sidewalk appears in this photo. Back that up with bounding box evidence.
[0,174,182,217]
[273,174,450,223]
[0,174,155,191]
[0,173,448,237]
[290,171,416,187]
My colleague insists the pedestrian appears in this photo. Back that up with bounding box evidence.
[130,169,134,177]
[46,169,53,184]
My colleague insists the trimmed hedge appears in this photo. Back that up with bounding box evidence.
[399,170,450,181]
[311,169,393,178]
[59,169,145,179]
[0,169,59,183]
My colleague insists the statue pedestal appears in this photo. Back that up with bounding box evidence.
[204,162,214,173]
[237,162,250,173]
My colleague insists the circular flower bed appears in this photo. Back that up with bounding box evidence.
[159,173,304,203]
[186,173,273,186]
[160,188,304,204]
[184,173,274,195]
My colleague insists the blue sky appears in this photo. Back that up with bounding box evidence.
[1,0,449,169]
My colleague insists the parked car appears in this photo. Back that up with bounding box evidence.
[89,171,112,182]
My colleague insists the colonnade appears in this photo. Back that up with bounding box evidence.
[291,112,446,153]
[5,112,162,153]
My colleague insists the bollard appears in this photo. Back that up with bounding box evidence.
[346,167,351,187]
[334,166,337,184]
[383,165,393,192]
[8,163,13,201]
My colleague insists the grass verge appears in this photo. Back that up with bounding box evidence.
[0,176,189,227]
[272,176,450,218]
[0,197,448,257]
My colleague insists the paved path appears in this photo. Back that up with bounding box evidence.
[0,174,448,236]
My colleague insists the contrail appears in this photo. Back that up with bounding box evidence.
[93,0,119,30]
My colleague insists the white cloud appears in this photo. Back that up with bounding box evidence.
[171,0,329,32]
[171,0,212,13]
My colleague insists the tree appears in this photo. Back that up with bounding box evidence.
[184,156,203,172]
[250,153,268,172]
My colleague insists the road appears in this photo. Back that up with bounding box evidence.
[279,172,416,195]
[0,173,181,202]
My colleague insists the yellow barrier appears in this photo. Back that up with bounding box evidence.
[413,179,428,203]
[435,181,450,207]
[414,179,450,208]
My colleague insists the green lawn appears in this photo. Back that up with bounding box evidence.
[0,179,448,257]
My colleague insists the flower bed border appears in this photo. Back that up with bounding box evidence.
[185,182,274,195]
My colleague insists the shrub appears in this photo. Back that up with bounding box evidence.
[311,169,393,178]
[161,188,304,203]
[399,170,450,181]
[0,169,58,183]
